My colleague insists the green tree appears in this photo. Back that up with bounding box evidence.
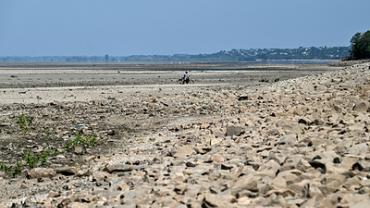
[350,32,362,59]
[350,30,370,60]
[362,31,370,58]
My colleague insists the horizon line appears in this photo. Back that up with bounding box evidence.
[0,46,350,57]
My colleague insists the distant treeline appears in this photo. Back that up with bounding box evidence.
[0,46,350,63]
[349,29,370,60]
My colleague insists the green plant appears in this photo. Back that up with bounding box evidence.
[0,148,59,178]
[16,114,33,133]
[65,133,97,150]
[0,161,23,177]
[22,149,55,168]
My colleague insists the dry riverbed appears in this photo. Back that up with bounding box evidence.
[1,63,370,207]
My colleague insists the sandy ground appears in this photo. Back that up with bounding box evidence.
[0,63,336,88]
[3,63,370,207]
[0,63,336,104]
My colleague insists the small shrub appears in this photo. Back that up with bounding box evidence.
[23,151,42,168]
[0,149,57,178]
[0,161,23,177]
[23,149,55,168]
[16,114,33,133]
[65,133,97,150]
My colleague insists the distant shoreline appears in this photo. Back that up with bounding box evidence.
[0,47,349,64]
[0,59,342,65]
[0,59,340,67]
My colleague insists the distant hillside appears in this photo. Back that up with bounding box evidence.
[125,47,349,62]
[0,47,350,63]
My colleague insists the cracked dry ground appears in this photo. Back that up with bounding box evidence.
[1,63,370,207]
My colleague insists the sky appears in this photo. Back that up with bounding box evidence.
[0,0,370,56]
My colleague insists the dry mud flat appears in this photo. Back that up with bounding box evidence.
[0,63,370,207]
[0,63,334,89]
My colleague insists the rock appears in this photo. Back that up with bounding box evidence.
[267,128,280,136]
[185,161,197,168]
[225,126,245,137]
[210,137,223,146]
[74,145,86,155]
[0,171,6,178]
[107,129,115,136]
[74,123,88,130]
[268,153,287,165]
[104,163,145,173]
[202,193,234,207]
[200,122,211,129]
[76,169,91,177]
[48,191,60,198]
[351,198,370,208]
[265,188,295,198]
[258,159,280,177]
[353,102,368,112]
[342,176,362,190]
[27,168,56,179]
[271,176,288,189]
[91,171,110,182]
[210,154,225,164]
[174,145,194,159]
[114,180,130,191]
[348,143,369,155]
[340,156,361,170]
[231,175,259,194]
[0,123,11,128]
[194,145,212,154]
[238,96,249,101]
[290,180,322,198]
[277,134,297,146]
[277,170,300,184]
[70,202,90,208]
[237,197,252,206]
[296,159,312,172]
[308,160,326,174]
[320,174,346,195]
[220,163,234,170]
[298,118,311,125]
[333,104,342,113]
[55,166,76,176]
[311,118,324,126]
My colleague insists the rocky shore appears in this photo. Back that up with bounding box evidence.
[1,63,370,207]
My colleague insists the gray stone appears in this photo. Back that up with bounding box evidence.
[27,168,57,179]
[225,126,245,137]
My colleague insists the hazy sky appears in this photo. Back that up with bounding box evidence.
[1,0,369,56]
